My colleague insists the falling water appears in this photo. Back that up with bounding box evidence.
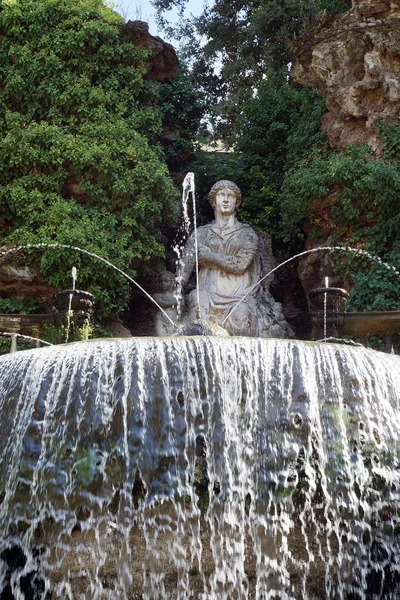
[1,338,400,599]
[324,277,328,342]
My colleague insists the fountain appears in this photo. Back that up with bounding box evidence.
[1,181,400,599]
[1,337,400,599]
[308,279,400,352]
[308,278,350,340]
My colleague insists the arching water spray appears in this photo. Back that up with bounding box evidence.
[0,331,53,348]
[222,245,400,328]
[0,243,178,330]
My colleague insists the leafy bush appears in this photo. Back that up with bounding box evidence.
[159,67,205,171]
[189,74,326,234]
[0,0,178,318]
[280,145,400,311]
[0,298,42,313]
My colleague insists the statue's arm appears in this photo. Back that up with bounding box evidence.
[199,232,258,275]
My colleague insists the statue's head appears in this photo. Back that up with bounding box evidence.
[208,180,242,209]
[159,271,175,292]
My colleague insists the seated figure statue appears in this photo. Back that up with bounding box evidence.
[179,179,291,337]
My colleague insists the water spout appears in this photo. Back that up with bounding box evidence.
[71,266,77,292]
[65,266,78,343]
[182,172,201,319]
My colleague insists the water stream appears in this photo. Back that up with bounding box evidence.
[0,244,177,330]
[222,246,400,328]
[175,172,201,319]
[1,337,400,599]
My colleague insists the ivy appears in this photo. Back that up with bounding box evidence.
[0,298,42,313]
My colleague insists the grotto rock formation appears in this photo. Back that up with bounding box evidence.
[123,21,179,82]
[292,0,400,155]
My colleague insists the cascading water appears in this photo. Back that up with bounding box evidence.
[1,337,400,599]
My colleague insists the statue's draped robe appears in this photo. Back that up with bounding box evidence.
[181,220,261,336]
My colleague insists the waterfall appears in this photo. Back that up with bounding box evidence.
[0,338,400,599]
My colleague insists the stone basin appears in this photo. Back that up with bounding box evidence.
[342,310,400,352]
[1,337,400,598]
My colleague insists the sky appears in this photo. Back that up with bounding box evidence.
[112,0,205,39]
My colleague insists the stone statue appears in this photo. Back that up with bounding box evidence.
[179,180,293,338]
[152,271,178,336]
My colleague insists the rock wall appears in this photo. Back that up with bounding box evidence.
[0,260,54,306]
[292,0,400,154]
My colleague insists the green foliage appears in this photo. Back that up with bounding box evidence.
[237,166,275,232]
[0,0,178,318]
[280,145,400,311]
[42,323,66,345]
[346,268,399,313]
[0,298,42,313]
[380,121,400,160]
[155,0,350,136]
[0,339,12,356]
[159,67,205,171]
[43,318,93,344]
[235,73,326,187]
[190,74,326,234]
[78,319,93,341]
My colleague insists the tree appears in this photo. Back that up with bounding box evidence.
[154,0,351,137]
[159,66,205,172]
[0,0,177,317]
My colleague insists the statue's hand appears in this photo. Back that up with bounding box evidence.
[198,246,214,265]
